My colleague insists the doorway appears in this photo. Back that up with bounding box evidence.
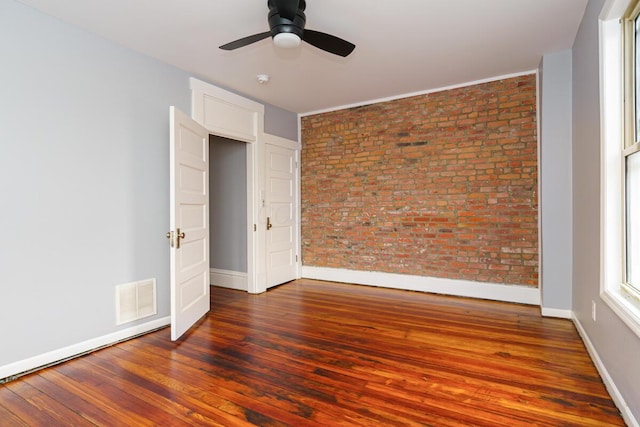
[209,135,249,291]
[189,77,301,295]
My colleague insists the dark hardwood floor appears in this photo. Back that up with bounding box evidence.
[0,280,625,426]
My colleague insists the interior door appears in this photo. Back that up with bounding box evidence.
[169,106,210,340]
[265,143,297,288]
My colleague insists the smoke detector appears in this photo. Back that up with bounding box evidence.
[256,74,270,84]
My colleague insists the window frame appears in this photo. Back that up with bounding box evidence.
[622,0,640,300]
[600,0,640,338]
[622,1,640,150]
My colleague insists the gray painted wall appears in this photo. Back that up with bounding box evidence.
[265,104,299,141]
[539,50,573,311]
[0,0,191,366]
[0,0,297,369]
[209,136,248,272]
[572,0,640,420]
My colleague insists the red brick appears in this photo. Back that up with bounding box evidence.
[301,75,538,287]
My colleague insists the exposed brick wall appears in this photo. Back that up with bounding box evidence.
[301,75,538,286]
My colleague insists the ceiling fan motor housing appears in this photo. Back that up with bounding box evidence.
[267,1,306,38]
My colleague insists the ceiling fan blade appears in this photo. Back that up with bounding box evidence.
[271,0,300,21]
[302,29,355,57]
[219,31,271,51]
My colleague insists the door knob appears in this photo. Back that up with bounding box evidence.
[166,229,186,248]
[175,228,185,249]
[267,217,273,230]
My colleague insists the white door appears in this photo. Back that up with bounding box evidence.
[265,143,297,288]
[169,106,210,340]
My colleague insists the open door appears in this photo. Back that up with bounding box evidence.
[169,106,210,340]
[265,143,298,288]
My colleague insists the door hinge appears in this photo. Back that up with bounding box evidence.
[253,224,257,232]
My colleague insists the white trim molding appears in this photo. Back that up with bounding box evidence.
[573,316,640,427]
[0,316,170,382]
[264,132,301,150]
[210,268,248,291]
[302,266,540,305]
[540,307,573,319]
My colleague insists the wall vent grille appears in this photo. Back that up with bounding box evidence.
[115,279,157,325]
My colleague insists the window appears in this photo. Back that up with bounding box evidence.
[623,0,640,300]
[600,0,640,337]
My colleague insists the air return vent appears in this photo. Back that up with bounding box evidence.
[115,279,157,325]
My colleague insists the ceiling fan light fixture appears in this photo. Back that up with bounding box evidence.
[273,32,301,49]
[219,0,355,57]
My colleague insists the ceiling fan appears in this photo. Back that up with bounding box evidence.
[219,0,355,57]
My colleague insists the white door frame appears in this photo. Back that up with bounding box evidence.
[190,78,264,294]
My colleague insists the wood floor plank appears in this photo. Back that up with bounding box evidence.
[0,280,625,426]
[53,359,187,426]
[4,379,95,426]
[0,387,30,427]
[82,351,258,427]
[0,382,70,426]
[19,372,142,427]
[121,335,377,426]
[89,345,313,427]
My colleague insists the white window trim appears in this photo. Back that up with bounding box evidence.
[600,4,640,338]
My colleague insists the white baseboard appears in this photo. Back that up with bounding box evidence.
[301,266,540,305]
[573,316,639,427]
[0,316,170,382]
[540,307,573,318]
[210,268,247,291]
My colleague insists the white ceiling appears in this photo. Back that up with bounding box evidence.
[16,0,588,114]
